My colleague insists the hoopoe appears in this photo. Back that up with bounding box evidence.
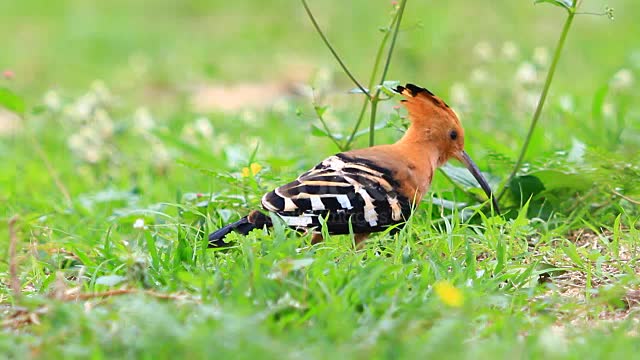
[209,83,499,246]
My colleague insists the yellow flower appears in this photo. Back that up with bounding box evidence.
[241,163,262,177]
[433,281,464,308]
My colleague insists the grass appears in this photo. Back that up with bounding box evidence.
[2,0,640,358]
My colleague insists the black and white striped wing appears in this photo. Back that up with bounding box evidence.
[261,153,413,234]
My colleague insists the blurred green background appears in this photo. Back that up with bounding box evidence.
[1,0,638,98]
[2,2,640,357]
[2,0,639,222]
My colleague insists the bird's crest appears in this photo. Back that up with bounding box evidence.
[394,83,450,109]
[394,83,459,127]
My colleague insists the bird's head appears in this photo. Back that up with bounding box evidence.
[395,83,499,213]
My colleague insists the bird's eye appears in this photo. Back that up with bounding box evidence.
[449,130,458,140]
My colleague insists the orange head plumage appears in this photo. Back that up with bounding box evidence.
[395,83,465,166]
[394,83,499,213]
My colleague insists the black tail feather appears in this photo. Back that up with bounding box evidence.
[208,216,256,247]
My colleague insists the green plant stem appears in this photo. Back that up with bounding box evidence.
[497,6,577,202]
[344,5,402,149]
[313,105,345,151]
[368,0,407,147]
[376,0,406,94]
[345,100,371,149]
[368,103,380,146]
[301,0,371,99]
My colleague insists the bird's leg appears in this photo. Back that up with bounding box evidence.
[311,233,324,244]
[354,233,369,248]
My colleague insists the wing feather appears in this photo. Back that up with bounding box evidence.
[261,154,412,234]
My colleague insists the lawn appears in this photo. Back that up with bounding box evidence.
[1,0,640,358]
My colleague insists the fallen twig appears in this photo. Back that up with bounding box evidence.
[59,288,200,302]
[611,189,640,205]
[2,288,200,330]
[1,306,49,329]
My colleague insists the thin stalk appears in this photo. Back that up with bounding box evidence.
[301,0,371,99]
[497,6,577,201]
[313,105,345,151]
[345,100,371,148]
[369,0,407,146]
[368,103,379,146]
[344,6,401,149]
[376,0,407,95]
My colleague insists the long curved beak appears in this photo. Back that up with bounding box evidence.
[458,151,500,214]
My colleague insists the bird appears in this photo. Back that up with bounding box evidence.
[208,83,499,247]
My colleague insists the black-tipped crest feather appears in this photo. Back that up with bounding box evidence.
[395,83,449,108]
[394,83,434,97]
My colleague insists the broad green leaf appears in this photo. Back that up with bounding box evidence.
[310,123,328,137]
[314,105,328,117]
[528,169,592,191]
[431,196,467,210]
[377,80,400,97]
[526,198,554,220]
[534,0,573,10]
[348,87,370,94]
[509,175,545,204]
[440,163,499,191]
[536,262,568,278]
[310,124,344,140]
[0,87,25,115]
[381,80,400,88]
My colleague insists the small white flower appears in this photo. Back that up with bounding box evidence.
[610,68,634,89]
[94,109,114,138]
[67,132,85,152]
[524,92,539,111]
[449,83,470,108]
[43,90,62,111]
[133,218,146,230]
[558,95,574,112]
[533,47,550,67]
[240,110,258,125]
[0,109,21,135]
[134,107,155,133]
[84,148,101,163]
[70,93,98,121]
[151,142,172,170]
[515,90,539,112]
[473,41,494,62]
[90,80,112,103]
[67,127,104,163]
[516,62,537,84]
[193,117,213,138]
[470,68,490,84]
[501,41,519,61]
